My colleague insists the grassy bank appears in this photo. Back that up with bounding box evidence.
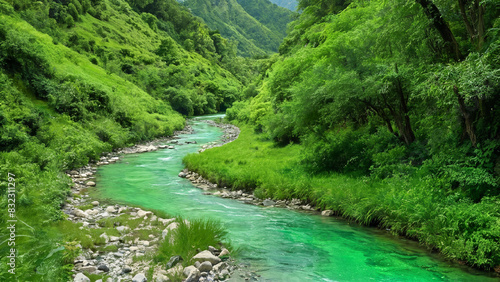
[0,0,241,279]
[184,123,500,271]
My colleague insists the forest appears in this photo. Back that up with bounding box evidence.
[0,0,251,279]
[185,0,500,273]
[181,0,294,57]
[0,0,499,280]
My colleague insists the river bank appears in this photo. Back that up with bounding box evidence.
[63,122,239,282]
[183,122,500,275]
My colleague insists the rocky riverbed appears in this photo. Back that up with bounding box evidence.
[64,122,244,282]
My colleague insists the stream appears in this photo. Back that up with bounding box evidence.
[94,115,497,281]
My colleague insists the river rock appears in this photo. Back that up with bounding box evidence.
[73,209,88,218]
[213,262,227,273]
[208,246,219,254]
[198,261,212,272]
[132,273,147,282]
[192,250,221,265]
[154,273,169,282]
[122,266,132,273]
[178,172,187,178]
[186,268,201,282]
[166,255,182,269]
[321,210,334,216]
[139,240,150,246]
[137,209,152,218]
[87,209,98,216]
[74,273,90,282]
[219,269,230,279]
[183,265,197,277]
[91,201,99,206]
[86,181,96,187]
[218,248,230,257]
[109,236,120,242]
[116,226,129,233]
[106,206,117,213]
[158,218,176,226]
[79,266,96,273]
[162,222,179,239]
[262,199,276,206]
[97,264,109,272]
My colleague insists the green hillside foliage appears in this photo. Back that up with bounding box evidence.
[0,0,242,279]
[181,0,293,57]
[189,0,500,270]
[237,0,294,37]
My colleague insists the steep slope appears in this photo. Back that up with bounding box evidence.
[187,0,500,272]
[237,0,293,37]
[0,0,242,280]
[268,0,297,11]
[181,0,293,57]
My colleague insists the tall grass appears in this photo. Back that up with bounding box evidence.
[156,217,229,266]
[183,124,500,270]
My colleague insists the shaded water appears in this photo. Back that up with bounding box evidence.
[95,115,497,281]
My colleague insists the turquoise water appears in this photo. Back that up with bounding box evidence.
[95,116,497,281]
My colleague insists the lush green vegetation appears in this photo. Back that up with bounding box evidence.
[181,0,294,57]
[185,0,500,271]
[156,218,229,267]
[0,0,240,279]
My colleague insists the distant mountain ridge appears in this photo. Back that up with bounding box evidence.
[268,0,297,11]
[181,0,293,57]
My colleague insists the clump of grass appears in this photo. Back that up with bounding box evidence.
[155,217,229,266]
[101,245,119,252]
[87,273,112,282]
[75,203,94,211]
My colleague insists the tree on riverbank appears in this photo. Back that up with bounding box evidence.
[219,0,500,270]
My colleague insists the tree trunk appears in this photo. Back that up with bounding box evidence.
[394,64,415,144]
[416,0,463,61]
[454,85,477,147]
[457,0,486,50]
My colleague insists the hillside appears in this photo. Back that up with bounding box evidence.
[268,0,297,11]
[181,0,293,57]
[0,0,243,280]
[185,0,500,272]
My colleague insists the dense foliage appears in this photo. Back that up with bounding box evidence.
[181,0,294,57]
[193,0,500,271]
[0,0,243,279]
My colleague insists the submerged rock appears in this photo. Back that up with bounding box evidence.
[262,199,276,206]
[321,210,334,216]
